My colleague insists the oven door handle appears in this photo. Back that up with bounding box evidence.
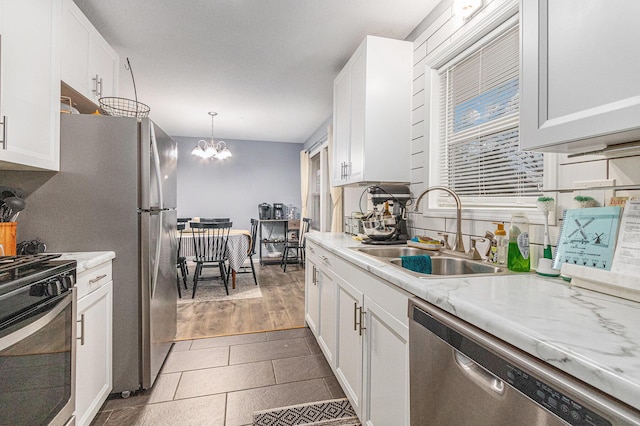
[0,291,73,352]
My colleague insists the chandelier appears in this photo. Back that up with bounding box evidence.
[191,112,232,160]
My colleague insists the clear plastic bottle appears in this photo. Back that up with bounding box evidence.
[508,213,530,272]
[494,222,508,266]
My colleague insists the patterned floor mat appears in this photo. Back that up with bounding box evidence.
[253,398,359,426]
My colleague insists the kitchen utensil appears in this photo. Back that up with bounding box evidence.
[3,197,25,222]
[0,186,24,200]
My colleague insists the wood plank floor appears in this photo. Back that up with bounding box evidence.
[176,262,306,340]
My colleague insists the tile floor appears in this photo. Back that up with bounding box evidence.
[91,328,345,426]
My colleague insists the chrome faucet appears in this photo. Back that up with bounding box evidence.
[413,186,465,254]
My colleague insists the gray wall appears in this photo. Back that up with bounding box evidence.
[175,136,303,228]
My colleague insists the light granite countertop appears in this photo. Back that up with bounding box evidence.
[55,251,115,274]
[307,232,640,410]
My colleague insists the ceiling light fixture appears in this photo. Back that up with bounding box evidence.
[191,112,232,160]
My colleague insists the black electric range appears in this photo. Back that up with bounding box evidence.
[0,254,77,325]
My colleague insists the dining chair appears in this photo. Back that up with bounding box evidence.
[224,218,259,286]
[247,218,259,285]
[190,221,232,298]
[281,218,311,272]
[200,218,231,222]
[176,222,189,298]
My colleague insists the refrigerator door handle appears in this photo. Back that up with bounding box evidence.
[150,210,163,299]
[150,122,164,209]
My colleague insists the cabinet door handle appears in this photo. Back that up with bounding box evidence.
[313,266,318,285]
[89,274,107,284]
[308,246,315,253]
[1,115,7,150]
[92,74,100,96]
[320,255,329,262]
[97,77,104,97]
[77,313,85,346]
[358,306,366,336]
[353,302,358,331]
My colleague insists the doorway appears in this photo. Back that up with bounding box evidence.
[309,145,332,232]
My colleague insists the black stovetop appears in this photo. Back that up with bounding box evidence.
[0,254,76,296]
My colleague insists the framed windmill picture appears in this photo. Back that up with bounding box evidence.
[553,206,622,271]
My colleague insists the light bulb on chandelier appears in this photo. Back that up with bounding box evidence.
[191,112,232,160]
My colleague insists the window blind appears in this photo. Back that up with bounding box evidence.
[438,24,543,203]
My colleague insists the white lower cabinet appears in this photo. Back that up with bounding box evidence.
[306,240,410,424]
[75,261,113,426]
[305,262,320,334]
[305,246,337,363]
[362,296,409,426]
[335,277,364,415]
[318,267,336,363]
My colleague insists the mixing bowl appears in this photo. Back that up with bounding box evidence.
[361,217,396,241]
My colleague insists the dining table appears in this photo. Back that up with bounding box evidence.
[179,227,252,290]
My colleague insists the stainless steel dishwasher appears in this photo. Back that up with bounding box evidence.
[409,297,640,425]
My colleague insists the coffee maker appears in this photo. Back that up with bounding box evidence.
[364,185,411,244]
[258,203,272,220]
[273,203,285,220]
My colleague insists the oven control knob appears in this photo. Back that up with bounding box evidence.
[62,274,75,290]
[47,279,60,296]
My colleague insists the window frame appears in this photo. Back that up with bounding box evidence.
[421,12,558,225]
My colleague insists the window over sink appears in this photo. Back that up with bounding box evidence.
[425,12,556,212]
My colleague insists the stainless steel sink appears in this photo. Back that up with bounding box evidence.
[390,257,506,276]
[350,245,508,277]
[353,246,440,258]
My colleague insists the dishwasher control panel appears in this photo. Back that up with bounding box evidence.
[505,364,611,426]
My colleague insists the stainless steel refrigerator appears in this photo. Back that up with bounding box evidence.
[14,114,178,393]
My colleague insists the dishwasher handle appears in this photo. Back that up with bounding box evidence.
[454,351,505,395]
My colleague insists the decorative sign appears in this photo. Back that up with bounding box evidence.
[553,206,622,271]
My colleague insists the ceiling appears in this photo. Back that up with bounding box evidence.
[72,0,440,143]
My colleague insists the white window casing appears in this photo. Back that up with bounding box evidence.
[421,3,558,224]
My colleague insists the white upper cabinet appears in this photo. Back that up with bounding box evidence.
[520,0,640,153]
[62,0,119,103]
[332,36,412,186]
[0,0,62,171]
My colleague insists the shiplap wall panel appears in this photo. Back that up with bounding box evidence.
[407,0,640,269]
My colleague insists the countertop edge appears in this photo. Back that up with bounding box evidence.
[55,251,116,274]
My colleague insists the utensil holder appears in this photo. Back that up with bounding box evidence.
[0,222,17,255]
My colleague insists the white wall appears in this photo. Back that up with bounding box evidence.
[175,136,303,228]
[408,0,640,268]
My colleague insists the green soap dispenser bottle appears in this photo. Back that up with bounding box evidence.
[508,212,530,272]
